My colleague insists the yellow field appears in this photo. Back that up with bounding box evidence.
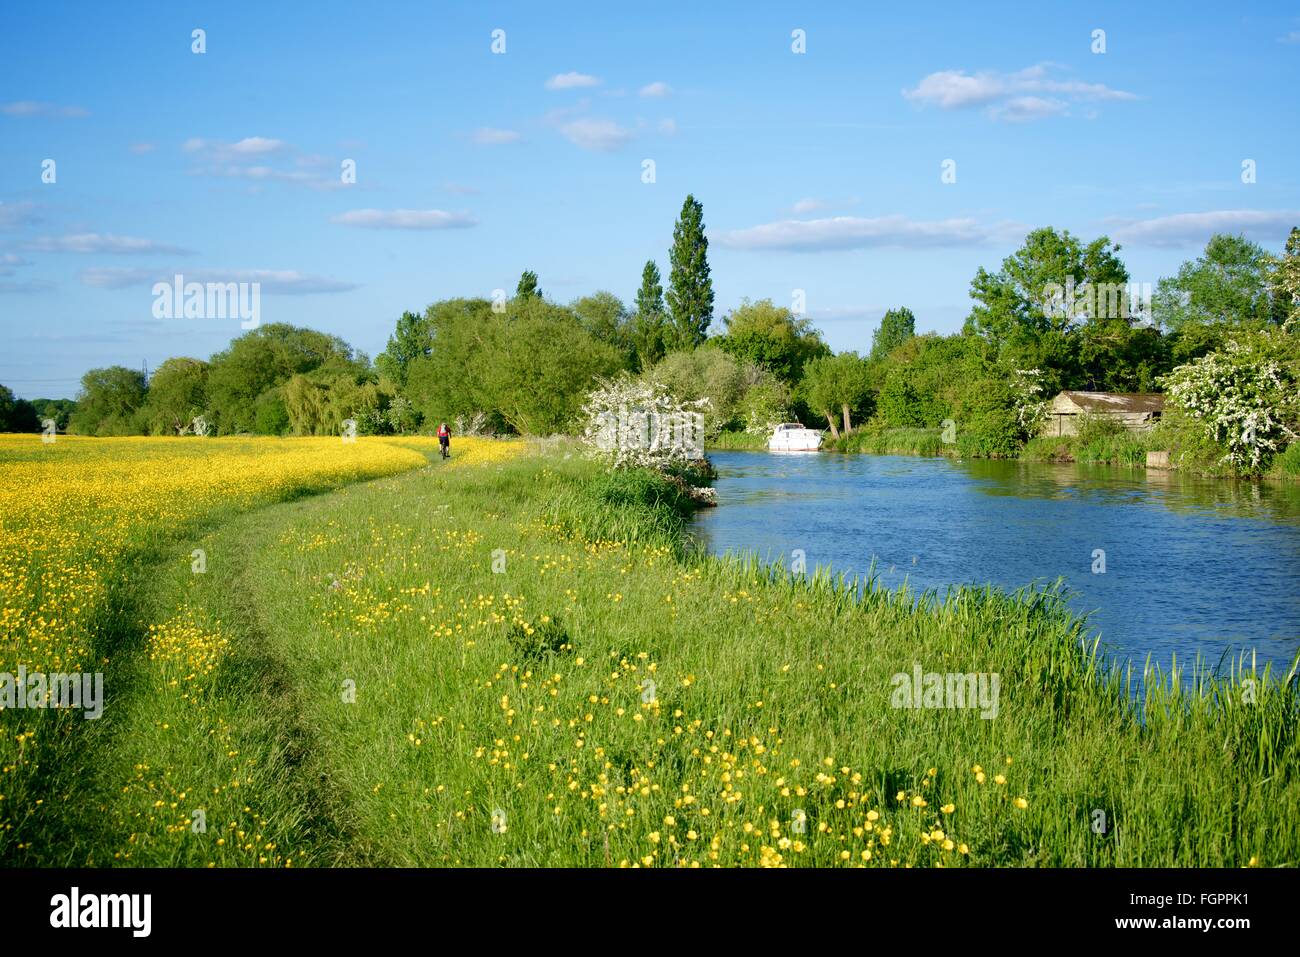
[0,434,520,857]
[0,434,520,673]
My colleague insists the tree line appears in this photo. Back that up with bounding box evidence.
[2,196,1297,471]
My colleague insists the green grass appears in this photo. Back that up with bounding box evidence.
[14,445,1297,867]
[708,430,768,451]
[1270,442,1300,479]
[830,427,948,457]
[1022,433,1154,467]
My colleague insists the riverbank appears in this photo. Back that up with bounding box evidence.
[712,427,1300,480]
[7,438,1295,866]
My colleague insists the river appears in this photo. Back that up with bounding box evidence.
[690,451,1300,678]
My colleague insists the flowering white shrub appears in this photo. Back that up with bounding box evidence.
[1160,339,1298,473]
[580,377,710,469]
[1010,368,1049,435]
[453,411,489,436]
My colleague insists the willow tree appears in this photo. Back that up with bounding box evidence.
[801,352,872,438]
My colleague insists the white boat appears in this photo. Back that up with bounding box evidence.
[767,422,823,452]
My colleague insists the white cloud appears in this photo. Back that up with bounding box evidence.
[557,118,634,152]
[987,96,1069,123]
[27,233,193,255]
[129,142,157,154]
[1278,30,1300,44]
[1110,209,1300,247]
[546,71,601,91]
[182,137,350,189]
[229,136,285,155]
[331,208,478,230]
[716,214,1014,252]
[658,118,678,135]
[903,63,1136,122]
[79,267,360,294]
[470,127,522,145]
[184,136,286,156]
[903,70,1005,109]
[0,279,55,294]
[639,81,671,98]
[0,101,88,118]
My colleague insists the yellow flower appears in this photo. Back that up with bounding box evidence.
[1013,797,1028,810]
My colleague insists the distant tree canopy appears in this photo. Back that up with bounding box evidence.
[375,310,431,388]
[571,291,635,367]
[12,204,1296,470]
[966,226,1129,347]
[515,270,542,301]
[0,384,40,433]
[30,398,75,432]
[717,299,829,385]
[869,307,916,363]
[1153,233,1288,331]
[403,295,623,435]
[69,366,149,436]
[205,323,359,434]
[140,357,208,435]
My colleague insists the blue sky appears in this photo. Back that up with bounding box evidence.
[2,1,1298,398]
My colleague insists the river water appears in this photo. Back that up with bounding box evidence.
[689,451,1300,678]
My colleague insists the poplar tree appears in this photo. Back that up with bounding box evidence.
[632,259,667,369]
[666,194,714,349]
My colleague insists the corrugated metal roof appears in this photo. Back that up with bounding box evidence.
[1051,391,1165,414]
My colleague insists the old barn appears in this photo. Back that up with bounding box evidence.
[1042,391,1164,437]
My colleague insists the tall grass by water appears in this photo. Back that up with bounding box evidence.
[830,427,948,457]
